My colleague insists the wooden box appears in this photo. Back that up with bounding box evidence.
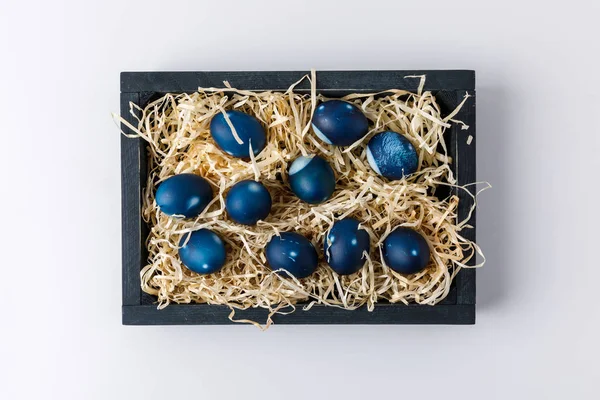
[120,70,476,325]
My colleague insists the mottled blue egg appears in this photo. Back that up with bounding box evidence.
[366,131,418,180]
[225,180,272,225]
[210,110,267,158]
[382,227,430,274]
[289,155,335,204]
[155,173,213,218]
[179,229,227,274]
[312,100,369,146]
[324,218,370,275]
[265,232,318,279]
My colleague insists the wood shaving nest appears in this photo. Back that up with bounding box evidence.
[120,72,485,328]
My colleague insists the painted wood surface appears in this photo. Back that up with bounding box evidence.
[120,70,477,325]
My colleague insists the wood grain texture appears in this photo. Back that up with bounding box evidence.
[433,89,477,308]
[120,92,143,306]
[453,90,477,306]
[121,70,475,93]
[120,70,477,325]
[123,304,475,325]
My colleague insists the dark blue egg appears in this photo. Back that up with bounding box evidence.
[155,173,213,218]
[366,131,418,180]
[289,155,335,204]
[225,180,272,225]
[265,232,318,279]
[210,110,267,158]
[324,218,370,275]
[179,229,227,274]
[312,100,369,146]
[382,227,430,274]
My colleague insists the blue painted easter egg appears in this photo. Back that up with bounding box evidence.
[179,229,227,274]
[210,110,267,158]
[289,155,335,204]
[382,227,430,275]
[265,232,318,279]
[155,173,213,218]
[324,218,370,275]
[312,100,369,146]
[366,131,418,180]
[225,180,272,225]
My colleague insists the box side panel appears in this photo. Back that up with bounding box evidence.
[123,304,475,325]
[121,70,475,93]
[121,92,143,306]
[454,90,477,305]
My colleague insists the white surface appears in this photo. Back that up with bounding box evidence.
[1,0,599,399]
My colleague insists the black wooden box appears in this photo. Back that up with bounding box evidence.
[120,70,476,325]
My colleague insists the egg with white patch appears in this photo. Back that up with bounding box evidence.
[179,229,227,275]
[225,180,272,225]
[288,155,336,204]
[210,110,267,158]
[155,173,213,218]
[382,227,430,275]
[366,131,418,180]
[265,232,318,279]
[324,218,370,275]
[311,100,369,146]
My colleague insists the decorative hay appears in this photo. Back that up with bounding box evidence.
[119,71,485,329]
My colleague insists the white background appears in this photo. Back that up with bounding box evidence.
[1,0,599,399]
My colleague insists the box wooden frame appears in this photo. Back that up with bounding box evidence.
[120,70,476,325]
